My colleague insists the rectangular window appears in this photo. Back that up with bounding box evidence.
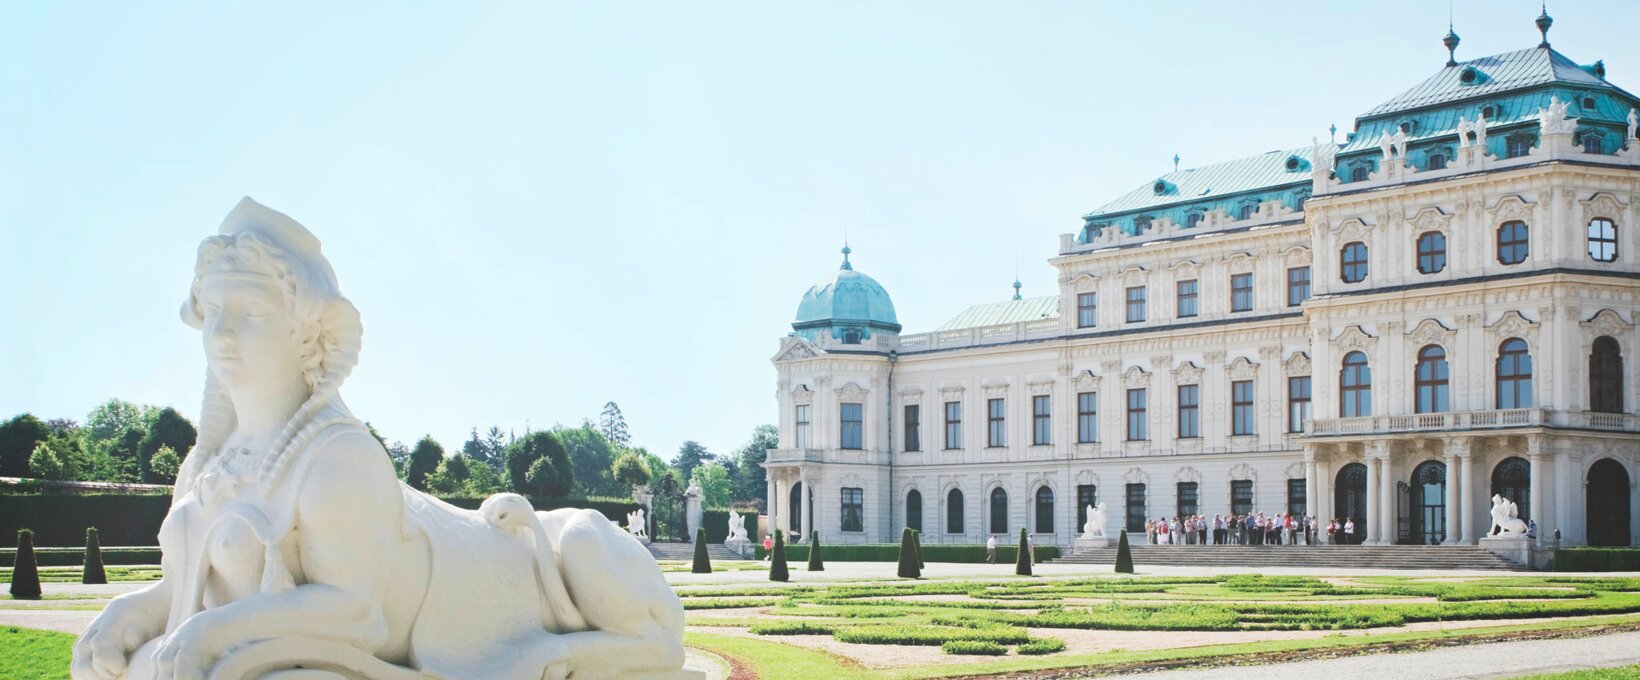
[840,487,864,532]
[943,401,962,449]
[1175,279,1198,318]
[1077,484,1098,530]
[987,398,1006,447]
[1287,376,1312,433]
[1076,391,1098,443]
[1287,479,1306,518]
[903,404,921,452]
[1231,380,1255,436]
[1077,292,1098,328]
[1231,480,1254,516]
[839,402,864,449]
[1230,272,1253,312]
[795,405,812,448]
[1125,286,1147,323]
[1177,384,1200,439]
[1126,483,1147,533]
[1032,395,1051,445]
[1286,266,1311,307]
[1126,388,1148,441]
[1177,482,1199,518]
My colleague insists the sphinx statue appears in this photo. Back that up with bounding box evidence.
[71,198,691,680]
[1488,494,1529,538]
[1081,502,1106,539]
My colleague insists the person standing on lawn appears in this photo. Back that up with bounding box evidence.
[986,534,998,564]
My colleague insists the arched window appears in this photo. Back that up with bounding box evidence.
[1340,242,1369,283]
[1496,338,1534,409]
[1590,336,1625,413]
[1035,487,1055,534]
[1186,211,1204,228]
[1415,345,1451,413]
[1350,165,1369,182]
[1427,153,1447,170]
[1491,457,1531,522]
[1584,135,1603,154]
[1588,218,1618,262]
[1340,351,1372,417]
[1410,460,1448,545]
[905,489,923,533]
[1506,133,1535,159]
[1416,232,1447,274]
[1134,216,1153,234]
[989,487,1008,534]
[946,488,964,534]
[840,328,863,344]
[1498,221,1529,265]
[1237,202,1257,220]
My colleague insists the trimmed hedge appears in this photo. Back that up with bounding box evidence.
[756,543,1059,563]
[2,493,640,547]
[941,640,1007,655]
[1555,548,1640,572]
[1,547,162,568]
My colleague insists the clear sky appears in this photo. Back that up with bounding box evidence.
[3,1,1636,460]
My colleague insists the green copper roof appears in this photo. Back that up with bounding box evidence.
[1084,148,1312,218]
[937,295,1058,331]
[1361,47,1624,118]
[793,248,901,341]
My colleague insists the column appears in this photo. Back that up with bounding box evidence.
[1377,450,1396,545]
[1304,451,1319,520]
[1555,447,1572,545]
[1527,436,1546,547]
[766,475,778,541]
[1460,447,1478,544]
[1365,452,1380,544]
[1316,451,1333,529]
[799,468,813,543]
[1443,441,1461,545]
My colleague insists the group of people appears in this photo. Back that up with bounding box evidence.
[1144,514,1365,545]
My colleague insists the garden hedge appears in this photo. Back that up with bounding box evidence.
[1,547,162,568]
[1554,547,1640,571]
[756,543,1058,563]
[1,493,640,547]
[698,510,754,544]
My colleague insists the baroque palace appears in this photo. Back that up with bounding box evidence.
[765,14,1638,549]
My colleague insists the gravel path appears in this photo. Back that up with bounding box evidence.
[1124,630,1640,679]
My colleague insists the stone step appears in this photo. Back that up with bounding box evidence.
[645,542,754,561]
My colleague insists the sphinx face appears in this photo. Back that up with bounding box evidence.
[197,276,306,393]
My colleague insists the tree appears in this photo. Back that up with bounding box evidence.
[729,425,778,509]
[138,407,196,482]
[599,402,631,450]
[461,427,503,471]
[10,529,41,599]
[1015,528,1032,576]
[807,531,824,572]
[896,527,920,579]
[769,529,789,582]
[406,436,444,492]
[84,399,148,447]
[611,450,652,490]
[512,431,573,498]
[555,423,621,497]
[386,442,411,479]
[426,455,473,495]
[1115,530,1134,574]
[148,446,181,484]
[674,441,712,486]
[463,458,505,496]
[505,438,539,494]
[690,462,732,509]
[82,528,107,585]
[482,426,509,470]
[27,442,67,481]
[691,528,711,574]
[0,414,50,477]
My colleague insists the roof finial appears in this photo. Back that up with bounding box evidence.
[1172,153,1180,172]
[1443,2,1461,67]
[1329,123,1337,143]
[1536,2,1553,48]
[1012,278,1022,301]
[840,242,852,271]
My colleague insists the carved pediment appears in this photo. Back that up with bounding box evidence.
[1284,351,1312,376]
[1581,192,1626,223]
[1027,378,1055,395]
[1226,356,1259,381]
[1175,466,1202,484]
[1123,467,1149,484]
[1406,318,1456,349]
[1332,217,1373,243]
[773,337,821,362]
[1491,195,1534,225]
[1581,308,1634,339]
[898,386,924,404]
[836,381,869,400]
[1073,369,1101,391]
[1281,245,1312,266]
[1120,266,1148,287]
[1172,361,1204,384]
[1228,463,1257,483]
[1332,325,1376,355]
[791,384,813,405]
[1169,259,1202,279]
[1488,311,1540,345]
[1223,251,1257,272]
[982,379,1011,398]
[1407,206,1452,233]
[1074,469,1100,485]
[939,383,966,399]
[1121,365,1151,389]
[1072,273,1100,293]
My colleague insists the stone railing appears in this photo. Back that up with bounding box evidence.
[894,318,1063,352]
[1309,408,1639,436]
[765,448,824,464]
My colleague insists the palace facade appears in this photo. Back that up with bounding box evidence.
[765,16,1640,549]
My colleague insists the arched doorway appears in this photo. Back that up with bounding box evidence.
[788,482,811,538]
[1491,457,1531,526]
[1410,461,1447,545]
[1335,463,1368,544]
[989,487,1008,535]
[905,489,923,533]
[1587,459,1632,546]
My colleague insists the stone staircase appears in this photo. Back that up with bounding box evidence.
[1052,544,1526,571]
[645,542,753,561]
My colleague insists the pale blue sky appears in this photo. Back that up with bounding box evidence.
[3,2,1636,459]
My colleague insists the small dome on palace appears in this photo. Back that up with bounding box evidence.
[792,246,901,343]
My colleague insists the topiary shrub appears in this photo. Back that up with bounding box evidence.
[769,530,789,582]
[1115,529,1134,574]
[896,527,921,579]
[10,529,41,599]
[807,532,824,571]
[912,529,924,569]
[82,527,106,585]
[940,640,1008,656]
[1015,528,1032,576]
[691,528,712,574]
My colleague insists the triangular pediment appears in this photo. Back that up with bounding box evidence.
[772,336,823,363]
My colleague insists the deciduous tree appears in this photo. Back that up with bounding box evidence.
[406,436,444,492]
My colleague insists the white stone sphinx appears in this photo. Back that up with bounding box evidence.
[1073,502,1110,552]
[725,513,747,543]
[71,198,692,680]
[1488,494,1529,537]
[626,508,650,541]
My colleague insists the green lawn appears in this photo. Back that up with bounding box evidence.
[0,627,73,680]
[1518,663,1640,679]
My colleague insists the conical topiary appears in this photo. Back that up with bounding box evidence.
[10,529,41,600]
[912,529,924,569]
[82,527,107,585]
[769,530,789,582]
[1115,529,1135,574]
[807,531,824,571]
[1015,528,1032,576]
[691,528,712,574]
[896,527,921,578]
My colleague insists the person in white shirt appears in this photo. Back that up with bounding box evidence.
[1344,517,1357,544]
[986,534,998,563]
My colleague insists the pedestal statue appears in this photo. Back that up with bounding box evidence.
[1073,502,1110,552]
[72,198,692,680]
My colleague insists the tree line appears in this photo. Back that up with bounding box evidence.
[0,400,197,484]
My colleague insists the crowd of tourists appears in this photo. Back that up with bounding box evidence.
[1143,513,1363,545]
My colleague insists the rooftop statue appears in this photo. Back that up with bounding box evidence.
[1628,108,1637,143]
[1377,131,1395,164]
[1474,112,1489,150]
[1391,129,1410,163]
[72,198,689,680]
[1457,116,1474,148]
[1309,136,1337,173]
[1537,95,1577,135]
